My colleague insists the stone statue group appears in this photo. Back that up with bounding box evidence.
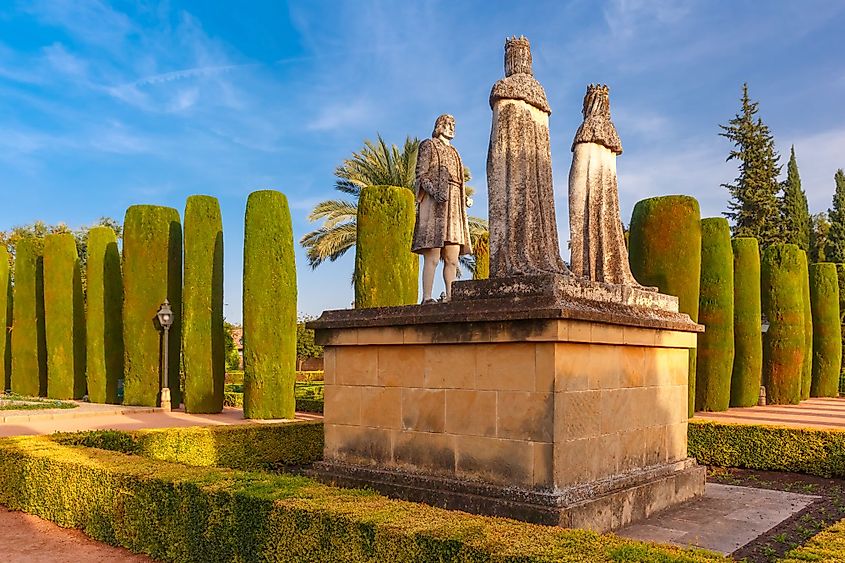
[412,36,642,304]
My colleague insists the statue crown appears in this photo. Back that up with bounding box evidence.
[504,35,532,77]
[582,84,612,118]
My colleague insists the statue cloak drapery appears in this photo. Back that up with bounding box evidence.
[486,73,569,277]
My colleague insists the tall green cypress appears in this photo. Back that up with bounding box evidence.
[628,195,701,417]
[809,263,841,397]
[696,218,735,412]
[473,232,490,280]
[761,243,805,404]
[243,190,297,419]
[123,206,182,407]
[780,147,810,253]
[837,264,845,395]
[354,185,418,308]
[11,239,47,396]
[826,170,845,262]
[0,248,10,392]
[86,226,123,404]
[183,195,225,414]
[799,251,813,400]
[43,233,86,399]
[731,238,762,406]
[719,83,783,248]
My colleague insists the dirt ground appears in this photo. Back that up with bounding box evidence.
[0,506,153,562]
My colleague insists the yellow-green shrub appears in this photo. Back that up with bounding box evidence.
[780,517,845,562]
[11,238,47,396]
[0,246,10,391]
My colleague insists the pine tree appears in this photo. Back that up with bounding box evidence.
[826,170,845,262]
[780,146,810,253]
[811,212,831,263]
[720,84,783,248]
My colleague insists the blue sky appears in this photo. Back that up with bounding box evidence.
[1,1,844,321]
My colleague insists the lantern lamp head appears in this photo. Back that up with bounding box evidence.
[157,299,174,329]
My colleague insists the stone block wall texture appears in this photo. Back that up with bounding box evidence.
[322,320,693,490]
[695,218,734,412]
[243,190,296,419]
[0,247,10,392]
[761,243,805,405]
[799,251,813,400]
[354,186,418,308]
[86,226,123,404]
[123,205,182,407]
[810,263,842,397]
[183,195,225,414]
[11,238,47,397]
[43,233,86,400]
[730,237,762,407]
[628,195,701,417]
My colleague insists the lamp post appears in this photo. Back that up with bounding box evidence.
[156,300,174,411]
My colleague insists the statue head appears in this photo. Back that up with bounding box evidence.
[432,114,455,139]
[582,84,611,119]
[504,35,532,77]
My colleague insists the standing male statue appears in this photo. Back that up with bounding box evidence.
[412,114,472,303]
[568,84,643,287]
[487,36,569,277]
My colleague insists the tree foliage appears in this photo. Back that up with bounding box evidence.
[780,146,810,253]
[826,169,845,263]
[296,316,322,370]
[223,321,241,372]
[719,84,782,248]
[811,212,831,263]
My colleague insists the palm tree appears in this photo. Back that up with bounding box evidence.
[301,134,490,277]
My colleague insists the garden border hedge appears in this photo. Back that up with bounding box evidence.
[0,434,727,563]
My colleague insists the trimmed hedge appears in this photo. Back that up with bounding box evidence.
[354,185,418,308]
[54,421,324,470]
[0,246,10,391]
[85,226,123,404]
[123,205,183,407]
[780,517,845,562]
[224,390,324,414]
[43,233,86,400]
[696,218,734,412]
[243,190,296,419]
[629,195,701,417]
[799,251,813,400]
[761,244,805,405]
[838,263,845,395]
[688,419,845,477]
[11,238,47,397]
[0,436,727,563]
[730,238,762,407]
[183,195,225,414]
[810,263,842,397]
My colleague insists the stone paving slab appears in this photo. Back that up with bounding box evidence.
[617,483,819,555]
[0,401,160,422]
[694,397,845,430]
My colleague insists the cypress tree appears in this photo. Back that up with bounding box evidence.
[243,190,296,419]
[719,83,783,248]
[811,213,831,263]
[826,170,845,262]
[473,232,490,280]
[696,218,735,412]
[123,206,182,407]
[0,248,10,392]
[183,195,225,414]
[628,195,701,417]
[11,239,47,396]
[761,243,805,404]
[837,264,845,395]
[780,147,810,253]
[809,263,841,397]
[86,226,123,404]
[730,238,762,407]
[799,251,813,400]
[354,185,418,308]
[43,233,86,399]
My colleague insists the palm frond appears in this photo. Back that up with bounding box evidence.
[307,199,358,228]
[300,222,357,269]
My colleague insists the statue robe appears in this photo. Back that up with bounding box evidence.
[486,73,569,277]
[568,116,641,286]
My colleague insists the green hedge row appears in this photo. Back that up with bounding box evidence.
[223,389,324,414]
[183,195,225,414]
[730,238,762,407]
[799,251,812,400]
[43,232,86,400]
[779,517,845,562]
[11,238,47,397]
[355,185,418,308]
[53,421,323,470]
[628,195,701,417]
[0,435,726,563]
[688,420,845,477]
[0,246,10,391]
[810,263,842,397]
[243,191,297,420]
[85,226,124,404]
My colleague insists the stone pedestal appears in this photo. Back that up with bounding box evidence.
[309,276,705,532]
